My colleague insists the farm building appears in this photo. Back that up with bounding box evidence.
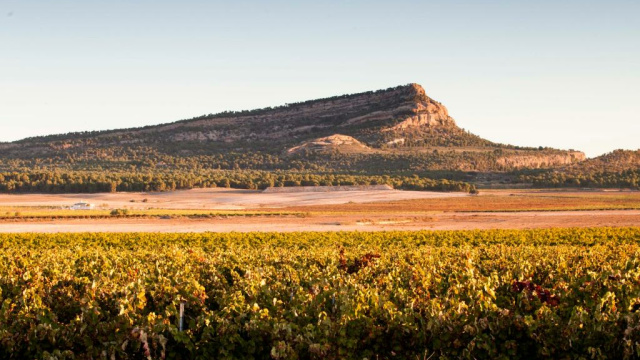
[71,202,95,210]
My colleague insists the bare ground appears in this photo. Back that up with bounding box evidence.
[0,188,464,210]
[0,188,638,233]
[0,210,638,233]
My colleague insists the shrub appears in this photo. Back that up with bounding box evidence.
[110,209,129,216]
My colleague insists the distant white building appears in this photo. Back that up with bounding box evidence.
[71,202,95,210]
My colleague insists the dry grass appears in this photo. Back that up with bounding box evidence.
[277,190,640,213]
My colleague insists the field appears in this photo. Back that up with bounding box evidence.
[281,189,640,213]
[2,189,640,358]
[0,188,639,232]
[0,187,463,210]
[2,228,640,359]
[0,208,301,220]
[2,188,640,357]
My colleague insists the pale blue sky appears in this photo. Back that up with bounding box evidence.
[1,0,638,157]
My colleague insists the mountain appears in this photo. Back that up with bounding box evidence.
[0,83,585,176]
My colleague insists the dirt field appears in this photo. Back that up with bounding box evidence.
[0,210,638,233]
[280,189,640,213]
[0,188,638,233]
[0,187,464,210]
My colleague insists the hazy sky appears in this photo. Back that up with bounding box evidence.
[1,0,638,157]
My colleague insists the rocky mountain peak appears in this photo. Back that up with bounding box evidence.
[407,83,427,96]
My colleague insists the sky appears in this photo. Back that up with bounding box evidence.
[1,0,638,157]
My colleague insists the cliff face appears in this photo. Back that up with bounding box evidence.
[340,84,454,130]
[146,83,457,146]
[497,151,587,169]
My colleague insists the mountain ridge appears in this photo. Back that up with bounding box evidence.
[0,83,638,192]
[2,82,622,180]
[0,83,583,165]
[1,83,634,165]
[5,83,432,144]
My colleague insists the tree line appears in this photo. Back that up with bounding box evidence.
[0,170,477,194]
[519,169,640,189]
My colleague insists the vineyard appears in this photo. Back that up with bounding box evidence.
[2,228,640,359]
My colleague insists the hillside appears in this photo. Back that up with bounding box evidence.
[0,83,584,176]
[569,150,640,172]
[517,150,640,189]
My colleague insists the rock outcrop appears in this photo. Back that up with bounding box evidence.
[135,83,457,146]
[286,134,372,155]
[344,84,455,132]
[497,151,586,169]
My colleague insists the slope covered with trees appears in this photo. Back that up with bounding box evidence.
[2,83,635,192]
[518,150,640,189]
